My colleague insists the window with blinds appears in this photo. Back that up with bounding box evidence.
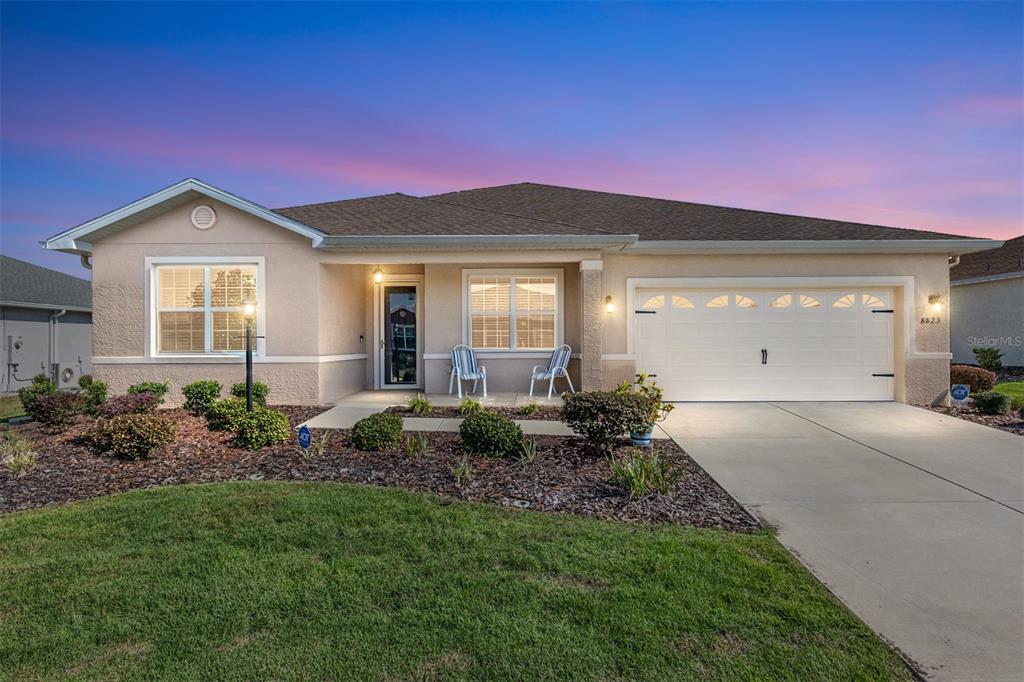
[467,272,559,350]
[155,264,257,354]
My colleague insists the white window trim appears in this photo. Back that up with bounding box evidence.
[145,256,266,358]
[462,268,564,353]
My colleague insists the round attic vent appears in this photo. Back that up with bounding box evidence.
[190,205,217,230]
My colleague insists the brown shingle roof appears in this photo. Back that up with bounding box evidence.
[950,235,1024,281]
[275,193,602,237]
[427,182,975,241]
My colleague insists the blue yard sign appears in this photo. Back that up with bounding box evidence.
[950,384,970,407]
[298,424,312,449]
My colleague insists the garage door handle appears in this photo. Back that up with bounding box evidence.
[761,348,767,365]
[872,373,894,377]
[871,309,894,314]
[634,310,656,314]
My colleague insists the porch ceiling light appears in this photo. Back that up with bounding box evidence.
[373,266,384,283]
[604,295,614,313]
[928,294,943,312]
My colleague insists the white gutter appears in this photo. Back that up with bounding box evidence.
[318,234,639,250]
[950,270,1024,286]
[0,301,91,313]
[620,238,1003,255]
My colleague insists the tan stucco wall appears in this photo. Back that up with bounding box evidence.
[599,252,953,405]
[949,277,1024,366]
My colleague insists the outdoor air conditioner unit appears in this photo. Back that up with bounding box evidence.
[52,363,78,389]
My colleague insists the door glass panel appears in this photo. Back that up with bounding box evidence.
[384,285,417,385]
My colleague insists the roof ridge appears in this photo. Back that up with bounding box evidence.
[421,194,628,237]
[433,182,974,239]
[274,192,405,212]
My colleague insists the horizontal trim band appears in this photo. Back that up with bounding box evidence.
[93,354,367,365]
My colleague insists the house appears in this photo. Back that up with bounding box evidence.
[42,179,1001,405]
[0,255,92,393]
[949,234,1024,366]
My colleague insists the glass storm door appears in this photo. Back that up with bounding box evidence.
[382,284,419,386]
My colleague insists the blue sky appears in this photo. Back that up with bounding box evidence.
[2,1,1021,276]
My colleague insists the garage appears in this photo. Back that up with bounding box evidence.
[634,288,895,401]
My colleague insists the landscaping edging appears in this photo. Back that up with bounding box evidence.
[923,405,1023,437]
[0,407,757,531]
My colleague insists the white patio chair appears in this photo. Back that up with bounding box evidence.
[448,344,487,399]
[530,344,575,399]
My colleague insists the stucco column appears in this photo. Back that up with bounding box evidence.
[579,260,604,391]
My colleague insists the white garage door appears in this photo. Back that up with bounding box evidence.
[634,288,894,401]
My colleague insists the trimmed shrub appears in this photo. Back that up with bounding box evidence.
[972,391,1012,416]
[80,380,109,415]
[519,401,540,417]
[127,381,171,404]
[17,374,56,414]
[95,393,159,419]
[88,413,177,460]
[406,393,432,416]
[230,381,268,407]
[235,408,291,450]
[205,398,248,432]
[182,380,222,415]
[457,397,483,417]
[973,347,1003,373]
[350,412,403,451]
[561,391,653,452]
[950,365,996,393]
[459,410,523,458]
[30,392,85,430]
[78,374,94,389]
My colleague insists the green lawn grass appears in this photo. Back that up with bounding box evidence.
[0,482,910,681]
[993,381,1024,402]
[0,395,25,421]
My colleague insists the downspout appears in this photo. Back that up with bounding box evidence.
[49,309,67,382]
[80,254,92,270]
[948,255,960,268]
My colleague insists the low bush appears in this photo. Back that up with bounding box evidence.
[29,392,85,430]
[452,455,472,485]
[1,431,37,477]
[230,381,269,407]
[234,408,291,450]
[608,448,681,500]
[351,412,403,451]
[205,398,248,432]
[518,438,539,465]
[78,374,94,388]
[973,347,1003,373]
[182,380,222,415]
[459,410,523,458]
[519,401,540,417]
[17,374,56,414]
[950,365,997,393]
[457,397,483,417]
[80,379,109,415]
[406,393,433,416]
[127,381,171,404]
[404,432,430,456]
[972,391,1012,416]
[95,393,159,419]
[88,413,177,460]
[561,391,653,452]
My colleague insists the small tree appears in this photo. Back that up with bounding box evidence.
[973,347,1003,373]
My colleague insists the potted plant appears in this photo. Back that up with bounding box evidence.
[617,373,674,447]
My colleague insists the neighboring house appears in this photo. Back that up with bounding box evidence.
[949,234,1024,366]
[0,255,92,393]
[42,179,1000,405]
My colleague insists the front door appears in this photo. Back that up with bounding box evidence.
[380,283,420,387]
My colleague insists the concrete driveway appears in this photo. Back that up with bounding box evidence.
[660,402,1023,682]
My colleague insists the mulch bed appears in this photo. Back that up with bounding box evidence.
[923,405,1024,437]
[0,406,758,531]
[385,405,563,421]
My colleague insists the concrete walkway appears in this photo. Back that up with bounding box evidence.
[660,402,1024,682]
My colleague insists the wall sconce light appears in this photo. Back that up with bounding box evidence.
[604,295,615,313]
[373,266,384,283]
[928,294,943,312]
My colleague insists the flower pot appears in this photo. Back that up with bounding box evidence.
[629,425,655,448]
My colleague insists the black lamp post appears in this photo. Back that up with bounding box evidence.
[242,300,257,412]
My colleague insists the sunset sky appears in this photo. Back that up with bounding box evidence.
[2,1,1021,275]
